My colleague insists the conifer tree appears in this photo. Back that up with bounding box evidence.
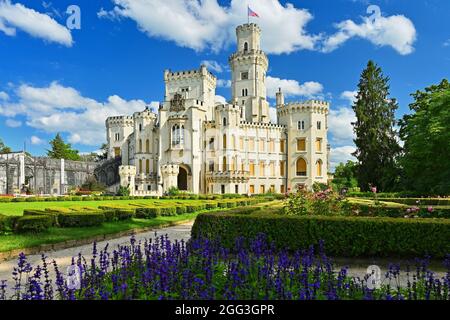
[352,61,401,191]
[47,133,81,161]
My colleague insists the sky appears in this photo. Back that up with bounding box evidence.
[0,0,449,170]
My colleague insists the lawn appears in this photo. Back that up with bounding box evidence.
[0,199,209,216]
[0,213,199,253]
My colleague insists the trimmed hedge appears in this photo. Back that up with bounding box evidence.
[24,209,59,226]
[160,207,177,216]
[104,209,134,222]
[376,198,450,206]
[192,211,450,258]
[135,207,161,219]
[175,206,187,215]
[353,204,450,219]
[14,215,53,233]
[57,212,105,228]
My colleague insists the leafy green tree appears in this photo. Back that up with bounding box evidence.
[96,143,108,161]
[399,79,450,195]
[0,138,12,153]
[352,61,401,191]
[117,186,130,196]
[332,161,358,190]
[47,133,81,161]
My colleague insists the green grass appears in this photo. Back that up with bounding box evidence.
[0,199,208,216]
[0,213,199,253]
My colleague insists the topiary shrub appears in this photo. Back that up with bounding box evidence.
[160,207,177,216]
[192,212,450,258]
[15,215,52,233]
[57,212,105,227]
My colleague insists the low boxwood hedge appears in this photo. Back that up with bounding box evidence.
[14,215,53,233]
[376,198,450,206]
[160,207,177,216]
[192,212,450,258]
[176,206,187,215]
[135,207,161,219]
[104,209,134,222]
[57,212,105,227]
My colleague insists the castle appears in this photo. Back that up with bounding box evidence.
[106,23,330,196]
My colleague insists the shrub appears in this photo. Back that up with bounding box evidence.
[135,207,161,219]
[160,207,177,216]
[104,209,134,222]
[57,212,105,228]
[226,202,237,208]
[14,215,52,233]
[218,202,228,209]
[11,197,26,202]
[206,203,218,210]
[0,197,12,203]
[176,206,187,215]
[24,209,59,226]
[192,212,450,258]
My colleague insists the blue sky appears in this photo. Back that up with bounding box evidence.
[0,0,449,169]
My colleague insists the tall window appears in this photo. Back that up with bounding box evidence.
[114,147,120,158]
[242,88,248,97]
[270,162,275,176]
[231,136,236,149]
[222,156,227,172]
[209,161,214,172]
[259,139,265,152]
[249,162,255,176]
[139,139,142,153]
[139,159,143,174]
[230,157,235,171]
[223,134,227,149]
[115,133,120,141]
[244,42,248,51]
[249,185,255,194]
[239,137,244,150]
[316,138,322,152]
[223,117,227,126]
[297,138,306,151]
[280,139,285,153]
[317,121,322,130]
[298,121,305,130]
[249,138,255,151]
[296,158,307,176]
[259,161,265,177]
[269,140,274,153]
[146,139,150,153]
[171,124,184,147]
[316,160,323,177]
[146,159,150,174]
[209,138,215,150]
[259,185,265,194]
[280,160,285,176]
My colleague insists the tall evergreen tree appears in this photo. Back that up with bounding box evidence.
[47,133,81,161]
[399,79,450,195]
[352,61,401,191]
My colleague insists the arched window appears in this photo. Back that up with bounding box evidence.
[146,159,150,174]
[316,159,323,177]
[139,159,143,174]
[296,158,307,176]
[223,134,227,149]
[172,124,184,147]
[223,117,227,126]
[139,139,142,153]
[230,157,235,171]
[222,156,227,172]
[231,135,235,149]
[244,42,248,52]
[145,139,150,153]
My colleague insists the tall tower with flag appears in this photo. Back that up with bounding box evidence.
[229,23,270,123]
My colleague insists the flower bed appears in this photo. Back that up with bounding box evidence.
[192,209,450,258]
[1,235,449,300]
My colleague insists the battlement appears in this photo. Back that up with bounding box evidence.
[236,23,261,34]
[106,116,134,127]
[164,65,216,82]
[277,99,330,115]
[133,108,158,120]
[215,103,240,112]
[239,121,286,130]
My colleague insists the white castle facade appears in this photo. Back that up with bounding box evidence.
[106,23,330,196]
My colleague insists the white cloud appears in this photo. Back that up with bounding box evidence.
[0,82,157,146]
[100,0,319,54]
[322,10,417,55]
[30,135,44,145]
[330,145,356,171]
[340,90,357,104]
[217,79,231,88]
[0,91,9,100]
[201,60,223,73]
[5,118,21,127]
[0,0,73,46]
[328,107,356,145]
[266,76,323,98]
[443,39,450,47]
[215,95,226,104]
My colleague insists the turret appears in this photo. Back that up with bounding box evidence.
[276,88,284,107]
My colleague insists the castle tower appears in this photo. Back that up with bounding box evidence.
[229,23,269,123]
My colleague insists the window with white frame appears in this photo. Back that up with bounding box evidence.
[171,124,185,147]
[298,120,305,130]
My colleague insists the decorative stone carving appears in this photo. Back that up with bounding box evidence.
[170,93,185,112]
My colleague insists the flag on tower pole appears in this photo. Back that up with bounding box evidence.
[248,6,259,23]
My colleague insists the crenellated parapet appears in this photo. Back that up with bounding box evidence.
[239,121,286,131]
[106,115,134,128]
[164,65,216,86]
[277,100,330,116]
